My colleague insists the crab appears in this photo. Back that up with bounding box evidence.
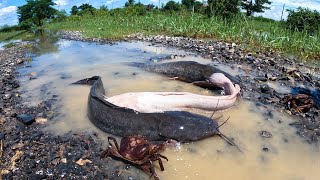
[286,94,314,114]
[101,135,168,180]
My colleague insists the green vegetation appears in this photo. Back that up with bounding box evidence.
[0,0,319,61]
[3,42,17,48]
[45,9,320,61]
[207,0,240,18]
[286,7,320,34]
[0,30,35,41]
[17,0,57,28]
[241,0,271,16]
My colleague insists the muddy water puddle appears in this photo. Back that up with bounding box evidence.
[18,40,319,180]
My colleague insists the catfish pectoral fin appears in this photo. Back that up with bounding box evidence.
[70,76,101,85]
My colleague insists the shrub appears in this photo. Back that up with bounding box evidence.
[207,0,240,19]
[286,7,320,34]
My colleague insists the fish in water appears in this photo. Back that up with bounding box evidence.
[128,61,240,90]
[106,73,240,113]
[73,76,239,146]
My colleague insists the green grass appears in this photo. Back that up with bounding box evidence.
[44,11,320,62]
[0,30,35,42]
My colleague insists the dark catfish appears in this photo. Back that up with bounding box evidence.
[77,76,235,144]
[128,61,240,89]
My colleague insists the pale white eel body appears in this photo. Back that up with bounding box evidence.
[106,73,241,113]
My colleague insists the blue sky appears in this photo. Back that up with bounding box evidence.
[1,0,320,26]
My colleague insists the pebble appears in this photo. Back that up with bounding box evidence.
[16,114,35,125]
[0,132,5,140]
[260,131,272,138]
[35,117,48,124]
[260,84,272,94]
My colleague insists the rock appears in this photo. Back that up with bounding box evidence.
[11,142,24,150]
[0,132,5,140]
[16,114,35,125]
[306,123,319,130]
[260,84,273,94]
[61,158,67,164]
[260,131,272,138]
[262,147,269,152]
[3,93,12,100]
[76,158,92,166]
[16,58,24,64]
[35,117,48,124]
[245,54,255,63]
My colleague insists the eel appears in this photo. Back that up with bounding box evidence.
[80,76,237,143]
[106,73,240,113]
[128,61,240,89]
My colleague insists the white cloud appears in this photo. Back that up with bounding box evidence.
[54,0,68,6]
[257,0,320,20]
[0,6,18,26]
[270,0,320,11]
[256,5,289,21]
[106,0,121,5]
[0,5,17,17]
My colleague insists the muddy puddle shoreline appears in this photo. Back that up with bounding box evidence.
[0,33,319,179]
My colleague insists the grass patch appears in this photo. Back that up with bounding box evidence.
[3,42,16,48]
[0,30,35,42]
[43,11,319,62]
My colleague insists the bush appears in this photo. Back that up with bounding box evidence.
[163,1,181,12]
[207,0,240,19]
[286,7,320,34]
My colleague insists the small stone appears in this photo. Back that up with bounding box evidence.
[3,93,12,100]
[30,72,37,76]
[61,158,67,164]
[265,73,272,79]
[16,59,24,64]
[0,132,5,140]
[262,147,269,152]
[35,117,47,124]
[16,114,35,125]
[208,45,214,51]
[260,131,272,138]
[11,143,24,150]
[260,84,272,94]
[76,158,92,166]
[306,123,319,130]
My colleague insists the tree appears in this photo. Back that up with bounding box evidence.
[99,5,108,11]
[17,0,57,28]
[70,5,78,15]
[194,1,204,13]
[207,0,240,18]
[53,9,67,22]
[125,0,135,7]
[286,7,320,34]
[241,0,271,16]
[163,1,181,11]
[182,0,195,11]
[78,3,96,15]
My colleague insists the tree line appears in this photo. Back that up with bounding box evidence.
[0,0,319,34]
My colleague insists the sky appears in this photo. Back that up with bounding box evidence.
[1,0,320,26]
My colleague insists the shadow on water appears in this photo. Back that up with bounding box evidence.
[32,30,60,56]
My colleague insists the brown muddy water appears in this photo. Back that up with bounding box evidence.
[18,40,319,180]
